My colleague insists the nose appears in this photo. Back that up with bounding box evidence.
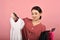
[32,16,36,18]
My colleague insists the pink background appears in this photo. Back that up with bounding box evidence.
[0,0,60,40]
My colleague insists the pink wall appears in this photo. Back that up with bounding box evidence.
[0,0,60,40]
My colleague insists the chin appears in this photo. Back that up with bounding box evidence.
[32,18,39,21]
[33,19,37,21]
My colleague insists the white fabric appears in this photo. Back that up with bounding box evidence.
[10,17,25,40]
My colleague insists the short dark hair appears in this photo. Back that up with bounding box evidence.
[31,6,42,13]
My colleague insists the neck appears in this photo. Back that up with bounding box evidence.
[32,19,41,23]
[32,19,41,26]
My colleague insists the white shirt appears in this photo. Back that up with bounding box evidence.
[10,17,25,40]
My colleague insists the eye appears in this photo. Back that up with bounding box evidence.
[35,12,37,15]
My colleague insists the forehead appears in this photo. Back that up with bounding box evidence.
[31,9,39,13]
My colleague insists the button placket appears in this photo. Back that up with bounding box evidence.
[32,27,34,30]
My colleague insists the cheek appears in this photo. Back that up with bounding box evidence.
[36,15,40,18]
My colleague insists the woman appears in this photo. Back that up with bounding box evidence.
[22,6,46,40]
[10,13,25,40]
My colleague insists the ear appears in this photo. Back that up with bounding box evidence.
[39,13,42,19]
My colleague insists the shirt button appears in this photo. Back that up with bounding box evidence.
[32,27,34,30]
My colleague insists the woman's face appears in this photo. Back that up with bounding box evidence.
[31,9,41,21]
